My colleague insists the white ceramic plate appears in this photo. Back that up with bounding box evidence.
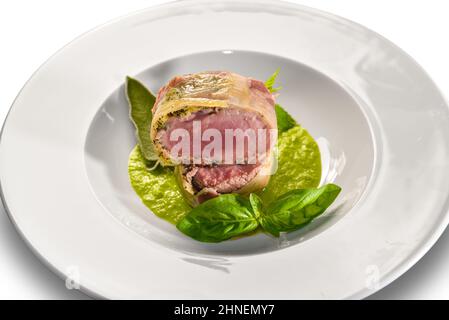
[1,0,449,299]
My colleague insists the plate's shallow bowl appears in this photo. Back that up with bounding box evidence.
[85,50,375,256]
[1,0,449,299]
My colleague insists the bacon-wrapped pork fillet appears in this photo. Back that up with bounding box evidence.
[151,71,277,206]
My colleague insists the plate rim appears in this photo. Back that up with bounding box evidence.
[1,0,449,300]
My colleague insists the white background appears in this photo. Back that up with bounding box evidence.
[0,0,448,299]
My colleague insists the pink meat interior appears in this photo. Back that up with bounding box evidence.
[157,108,271,164]
[192,164,260,194]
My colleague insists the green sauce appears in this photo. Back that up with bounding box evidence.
[259,126,321,203]
[128,147,191,224]
[128,125,321,224]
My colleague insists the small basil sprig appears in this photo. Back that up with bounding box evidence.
[176,194,260,243]
[265,70,296,134]
[176,184,341,242]
[265,69,282,93]
[126,76,159,162]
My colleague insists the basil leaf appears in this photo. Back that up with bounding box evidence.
[265,69,282,93]
[176,194,260,243]
[275,104,297,133]
[259,184,341,236]
[176,184,341,242]
[126,76,159,161]
[249,193,264,217]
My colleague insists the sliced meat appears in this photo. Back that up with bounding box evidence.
[192,164,260,194]
[156,108,271,165]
